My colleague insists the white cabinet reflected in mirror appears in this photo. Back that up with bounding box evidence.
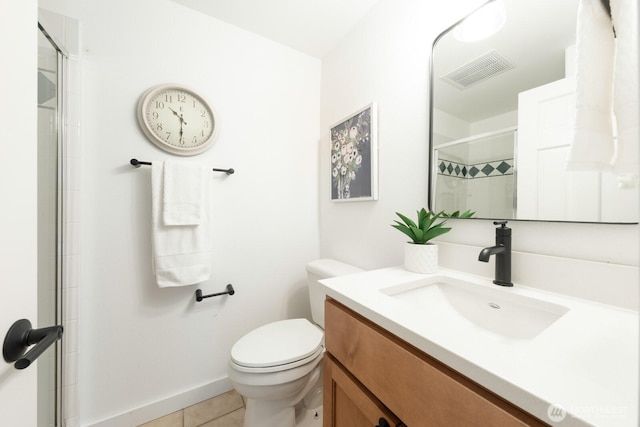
[429,0,638,223]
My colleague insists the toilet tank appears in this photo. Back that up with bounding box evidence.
[306,259,363,329]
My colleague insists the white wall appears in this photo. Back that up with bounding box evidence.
[320,0,473,269]
[433,108,470,142]
[45,0,322,424]
[469,110,517,134]
[320,0,485,269]
[320,0,638,304]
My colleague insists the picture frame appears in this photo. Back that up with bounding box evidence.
[330,103,378,202]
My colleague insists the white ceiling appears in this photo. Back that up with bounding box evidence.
[170,0,382,58]
[170,0,581,123]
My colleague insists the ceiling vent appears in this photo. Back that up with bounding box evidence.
[440,49,515,90]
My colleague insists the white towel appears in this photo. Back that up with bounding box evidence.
[567,0,616,172]
[163,161,206,225]
[151,161,212,288]
[610,0,639,175]
[567,0,639,176]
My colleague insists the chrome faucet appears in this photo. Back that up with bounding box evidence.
[478,221,513,287]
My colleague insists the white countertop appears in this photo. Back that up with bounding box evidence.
[319,267,639,427]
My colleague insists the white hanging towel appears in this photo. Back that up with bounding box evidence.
[610,0,639,175]
[567,0,639,176]
[163,161,206,225]
[151,161,212,287]
[566,0,616,172]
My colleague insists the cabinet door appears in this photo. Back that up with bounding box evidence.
[324,354,403,427]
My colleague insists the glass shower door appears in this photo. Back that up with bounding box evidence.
[37,25,63,427]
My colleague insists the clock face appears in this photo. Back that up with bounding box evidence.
[137,85,217,156]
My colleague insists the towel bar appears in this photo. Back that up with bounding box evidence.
[130,158,235,175]
[195,284,235,302]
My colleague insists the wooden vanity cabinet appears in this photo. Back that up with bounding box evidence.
[323,298,549,427]
[324,353,404,427]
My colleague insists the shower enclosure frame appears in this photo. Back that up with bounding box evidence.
[431,126,518,218]
[38,11,81,426]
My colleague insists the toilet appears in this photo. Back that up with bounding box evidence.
[228,259,363,427]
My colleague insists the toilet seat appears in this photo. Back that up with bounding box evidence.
[231,318,323,373]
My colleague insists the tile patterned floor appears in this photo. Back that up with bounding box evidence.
[138,390,245,427]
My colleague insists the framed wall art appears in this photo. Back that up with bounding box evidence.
[330,103,378,201]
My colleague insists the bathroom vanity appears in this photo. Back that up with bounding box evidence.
[320,268,639,427]
[324,298,546,426]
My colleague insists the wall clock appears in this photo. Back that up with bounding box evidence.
[137,84,218,156]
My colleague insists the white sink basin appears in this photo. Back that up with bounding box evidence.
[381,275,569,340]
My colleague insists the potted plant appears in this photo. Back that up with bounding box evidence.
[391,208,474,273]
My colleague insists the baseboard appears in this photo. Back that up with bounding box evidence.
[83,377,233,427]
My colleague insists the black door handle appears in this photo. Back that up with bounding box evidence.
[3,319,63,370]
[376,418,390,427]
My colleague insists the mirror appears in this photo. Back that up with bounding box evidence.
[429,0,638,223]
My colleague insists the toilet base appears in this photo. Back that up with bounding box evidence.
[243,399,322,427]
[295,404,322,427]
[241,366,324,427]
[243,398,295,427]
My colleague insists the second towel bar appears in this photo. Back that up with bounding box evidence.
[195,284,235,302]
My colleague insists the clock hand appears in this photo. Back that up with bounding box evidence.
[168,107,188,125]
[168,107,180,119]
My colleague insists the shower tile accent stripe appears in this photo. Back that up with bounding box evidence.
[438,158,514,179]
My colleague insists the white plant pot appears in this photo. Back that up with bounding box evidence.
[404,242,438,274]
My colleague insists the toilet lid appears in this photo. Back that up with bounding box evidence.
[231,319,323,369]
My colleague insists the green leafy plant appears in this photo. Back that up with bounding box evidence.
[391,208,474,244]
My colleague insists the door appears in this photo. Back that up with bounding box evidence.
[0,2,39,426]
[1,15,64,427]
[517,77,600,221]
